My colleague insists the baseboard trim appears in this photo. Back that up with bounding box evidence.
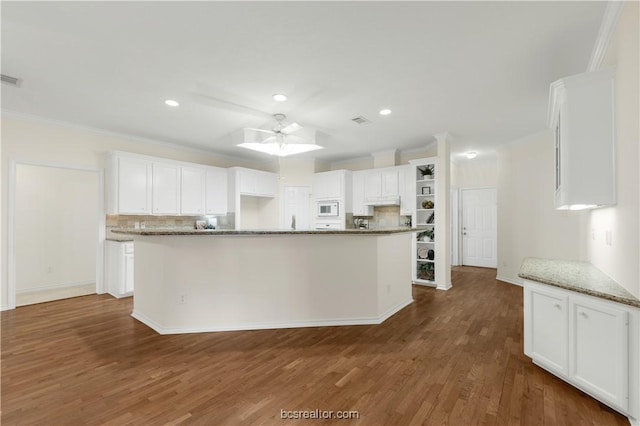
[1,305,10,311]
[437,282,452,291]
[132,297,414,335]
[496,275,523,287]
[16,280,94,294]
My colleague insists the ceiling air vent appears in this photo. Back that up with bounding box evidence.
[1,74,21,86]
[351,116,372,125]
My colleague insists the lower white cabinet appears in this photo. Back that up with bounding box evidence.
[524,280,636,417]
[106,241,134,298]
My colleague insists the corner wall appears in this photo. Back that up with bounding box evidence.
[588,2,639,297]
[496,131,587,285]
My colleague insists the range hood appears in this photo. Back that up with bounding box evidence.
[364,196,401,206]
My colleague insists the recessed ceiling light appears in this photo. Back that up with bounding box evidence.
[272,93,288,102]
[165,99,179,107]
[465,151,477,159]
[379,109,392,116]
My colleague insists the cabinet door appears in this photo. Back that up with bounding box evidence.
[205,167,227,215]
[258,171,277,197]
[152,163,180,214]
[364,171,381,199]
[118,157,150,214]
[381,169,399,197]
[570,297,628,410]
[123,244,134,294]
[180,166,205,215]
[352,171,372,216]
[399,165,412,215]
[314,172,343,200]
[238,169,257,195]
[530,287,569,377]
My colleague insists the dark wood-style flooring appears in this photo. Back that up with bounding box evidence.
[1,267,629,425]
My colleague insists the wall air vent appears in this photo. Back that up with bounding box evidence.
[351,116,372,125]
[1,74,21,86]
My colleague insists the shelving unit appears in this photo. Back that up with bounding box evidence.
[410,158,439,287]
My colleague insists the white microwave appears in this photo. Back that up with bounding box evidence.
[317,201,339,217]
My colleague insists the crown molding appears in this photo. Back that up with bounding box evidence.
[587,1,624,72]
[0,109,266,166]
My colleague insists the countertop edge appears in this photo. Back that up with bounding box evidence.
[111,227,420,236]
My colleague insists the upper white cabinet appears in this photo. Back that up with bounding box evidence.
[364,168,399,200]
[352,171,373,216]
[233,167,277,197]
[180,166,206,215]
[205,166,228,215]
[399,165,412,216]
[314,170,346,200]
[114,157,151,214]
[548,68,615,210]
[107,152,228,216]
[152,163,180,215]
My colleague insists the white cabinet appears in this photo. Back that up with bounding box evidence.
[205,166,227,215]
[313,170,344,200]
[115,157,151,214]
[106,241,134,298]
[235,168,277,197]
[364,168,399,200]
[399,165,412,216]
[571,296,628,411]
[548,68,615,210]
[352,171,373,216]
[526,285,569,377]
[180,166,205,215]
[524,280,635,415]
[151,163,180,214]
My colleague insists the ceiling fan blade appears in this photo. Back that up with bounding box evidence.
[284,133,315,145]
[243,128,275,143]
[280,122,302,134]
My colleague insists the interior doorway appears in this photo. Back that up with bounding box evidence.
[281,186,311,230]
[8,162,104,308]
[461,188,497,268]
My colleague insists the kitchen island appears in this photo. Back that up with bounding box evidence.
[112,228,416,334]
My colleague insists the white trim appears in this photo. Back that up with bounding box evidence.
[437,282,452,291]
[587,1,624,72]
[1,109,266,166]
[132,297,413,335]
[496,275,523,287]
[16,280,95,294]
[629,416,639,426]
[460,187,498,268]
[451,187,460,266]
[7,160,105,310]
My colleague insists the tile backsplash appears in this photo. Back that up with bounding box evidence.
[106,213,234,240]
[353,206,411,229]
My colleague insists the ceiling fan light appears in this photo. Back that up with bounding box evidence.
[237,142,323,157]
[465,151,477,159]
[272,93,288,102]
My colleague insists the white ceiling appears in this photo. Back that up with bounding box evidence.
[1,1,606,163]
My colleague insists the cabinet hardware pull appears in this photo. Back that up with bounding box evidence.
[554,303,561,309]
[579,311,588,318]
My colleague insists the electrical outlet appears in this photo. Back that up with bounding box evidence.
[140,222,146,229]
[134,221,140,229]
[179,294,187,304]
[386,285,391,294]
[605,230,612,246]
[47,266,54,273]
[591,228,595,240]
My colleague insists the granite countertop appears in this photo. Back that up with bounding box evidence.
[519,257,640,308]
[111,227,419,236]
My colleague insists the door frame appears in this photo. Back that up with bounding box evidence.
[280,185,312,230]
[458,186,497,267]
[6,159,105,310]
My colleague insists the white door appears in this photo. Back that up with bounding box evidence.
[282,186,311,230]
[461,188,497,268]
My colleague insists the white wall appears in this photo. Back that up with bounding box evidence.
[15,165,98,292]
[496,131,587,285]
[588,2,639,297]
[451,158,498,188]
[1,115,272,309]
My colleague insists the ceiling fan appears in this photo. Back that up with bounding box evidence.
[238,113,324,157]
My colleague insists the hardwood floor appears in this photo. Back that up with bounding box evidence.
[1,266,629,425]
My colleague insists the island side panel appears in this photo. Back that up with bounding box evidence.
[376,233,413,318]
[132,234,406,333]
